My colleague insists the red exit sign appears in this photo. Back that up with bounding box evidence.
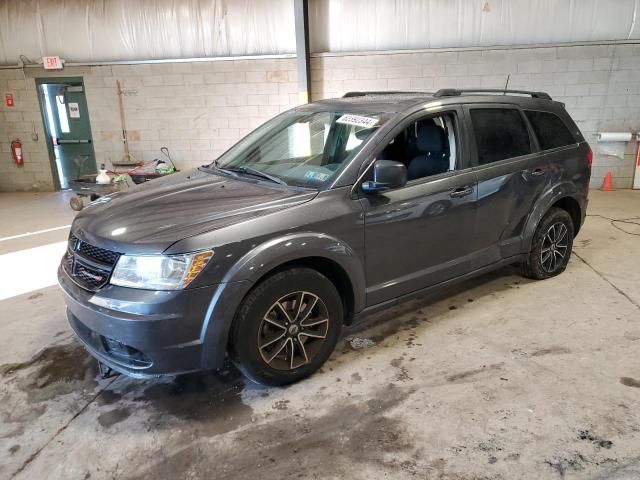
[43,55,63,70]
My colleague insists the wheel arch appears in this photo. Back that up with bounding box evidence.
[551,196,582,236]
[198,232,365,369]
[522,184,582,252]
[250,256,356,325]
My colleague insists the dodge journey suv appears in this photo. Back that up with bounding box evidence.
[59,89,591,386]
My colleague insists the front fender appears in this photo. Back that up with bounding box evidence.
[199,232,365,369]
[521,182,579,252]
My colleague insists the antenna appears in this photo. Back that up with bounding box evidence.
[503,74,510,95]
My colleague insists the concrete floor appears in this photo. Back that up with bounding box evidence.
[0,189,639,480]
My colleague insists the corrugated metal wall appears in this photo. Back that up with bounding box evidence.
[0,0,296,64]
[2,0,640,65]
[309,0,640,52]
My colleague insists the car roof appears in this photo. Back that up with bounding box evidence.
[309,89,564,114]
[314,93,431,113]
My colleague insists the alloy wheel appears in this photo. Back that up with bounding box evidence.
[540,222,569,273]
[258,291,330,370]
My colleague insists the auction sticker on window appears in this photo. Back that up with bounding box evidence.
[303,170,330,181]
[336,114,378,128]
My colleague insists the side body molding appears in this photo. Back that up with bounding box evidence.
[199,232,366,369]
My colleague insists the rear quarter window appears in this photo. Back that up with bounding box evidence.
[524,110,576,150]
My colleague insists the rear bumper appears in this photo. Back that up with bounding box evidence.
[58,264,220,378]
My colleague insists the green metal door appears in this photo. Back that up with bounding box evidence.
[37,78,96,189]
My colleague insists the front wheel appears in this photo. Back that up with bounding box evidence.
[520,207,574,280]
[229,268,343,386]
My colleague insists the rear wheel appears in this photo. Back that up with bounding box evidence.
[520,207,574,280]
[229,268,342,386]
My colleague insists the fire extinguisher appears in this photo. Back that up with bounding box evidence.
[11,139,23,165]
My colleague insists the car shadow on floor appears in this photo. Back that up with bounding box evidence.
[342,264,530,343]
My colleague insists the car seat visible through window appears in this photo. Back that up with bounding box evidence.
[407,125,450,180]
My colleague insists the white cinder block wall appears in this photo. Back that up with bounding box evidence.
[0,58,298,191]
[312,43,640,189]
[2,42,640,191]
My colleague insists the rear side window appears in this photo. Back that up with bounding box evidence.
[525,110,576,150]
[470,108,532,165]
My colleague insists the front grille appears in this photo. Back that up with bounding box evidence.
[64,233,121,291]
[63,249,74,271]
[69,234,119,267]
[78,241,119,266]
[75,262,110,290]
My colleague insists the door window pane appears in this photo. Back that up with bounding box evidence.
[525,110,576,150]
[470,109,531,165]
[378,112,459,181]
[56,95,70,133]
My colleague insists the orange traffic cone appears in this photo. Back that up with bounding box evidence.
[600,171,615,191]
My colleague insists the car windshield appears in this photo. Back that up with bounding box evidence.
[208,109,386,188]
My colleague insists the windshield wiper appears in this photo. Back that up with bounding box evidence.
[219,165,288,186]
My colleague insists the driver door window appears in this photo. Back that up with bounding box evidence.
[378,112,459,182]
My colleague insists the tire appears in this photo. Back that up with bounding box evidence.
[520,207,574,280]
[229,268,343,386]
[69,196,84,211]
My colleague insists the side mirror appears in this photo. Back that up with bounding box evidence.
[361,160,407,193]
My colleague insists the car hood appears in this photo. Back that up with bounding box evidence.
[72,169,317,254]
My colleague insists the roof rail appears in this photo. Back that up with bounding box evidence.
[342,91,426,98]
[433,88,552,100]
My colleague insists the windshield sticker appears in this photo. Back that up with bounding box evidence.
[336,114,379,128]
[303,171,330,182]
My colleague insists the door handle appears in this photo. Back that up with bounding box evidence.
[54,138,92,145]
[449,185,474,198]
[522,168,546,179]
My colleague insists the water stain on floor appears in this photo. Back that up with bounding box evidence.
[97,407,131,428]
[578,429,613,449]
[544,453,587,477]
[96,389,122,406]
[0,343,96,404]
[446,363,504,383]
[620,377,640,388]
[530,346,572,357]
[128,383,415,480]
[124,365,254,437]
[390,357,411,382]
[0,342,98,446]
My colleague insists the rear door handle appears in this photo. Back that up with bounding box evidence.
[449,185,474,198]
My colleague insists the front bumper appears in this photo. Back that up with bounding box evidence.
[58,264,218,378]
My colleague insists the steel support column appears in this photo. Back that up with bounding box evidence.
[294,0,311,104]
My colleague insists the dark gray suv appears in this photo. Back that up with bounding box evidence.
[58,89,591,385]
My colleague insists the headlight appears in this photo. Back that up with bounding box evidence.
[110,250,213,290]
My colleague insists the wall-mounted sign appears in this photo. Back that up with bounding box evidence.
[68,102,80,118]
[43,55,63,70]
[4,93,14,107]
